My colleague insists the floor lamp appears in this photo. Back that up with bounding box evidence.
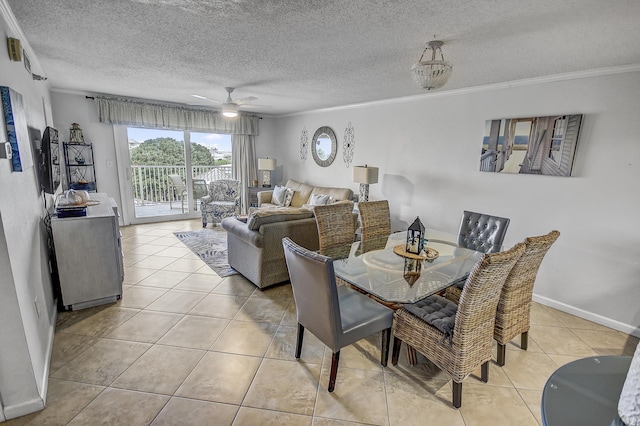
[352,165,379,202]
[258,158,276,187]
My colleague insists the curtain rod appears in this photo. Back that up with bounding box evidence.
[85,96,263,119]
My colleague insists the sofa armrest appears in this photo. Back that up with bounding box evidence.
[201,194,213,204]
[221,217,263,247]
[257,191,273,207]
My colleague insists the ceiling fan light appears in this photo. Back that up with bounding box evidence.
[222,103,238,118]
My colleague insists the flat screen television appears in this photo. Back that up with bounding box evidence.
[36,126,61,194]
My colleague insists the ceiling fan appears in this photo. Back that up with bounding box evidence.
[191,87,258,118]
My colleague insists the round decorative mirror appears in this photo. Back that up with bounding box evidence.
[311,126,337,167]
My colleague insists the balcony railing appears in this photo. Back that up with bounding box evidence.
[131,164,232,206]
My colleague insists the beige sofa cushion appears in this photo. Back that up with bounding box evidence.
[246,207,314,230]
[285,179,314,207]
[309,186,353,203]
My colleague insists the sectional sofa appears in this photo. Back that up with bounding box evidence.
[221,179,354,288]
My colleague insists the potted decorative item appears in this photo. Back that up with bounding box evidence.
[69,123,84,144]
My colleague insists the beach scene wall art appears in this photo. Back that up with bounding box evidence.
[480,114,583,176]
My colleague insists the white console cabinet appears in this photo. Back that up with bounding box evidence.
[51,193,123,310]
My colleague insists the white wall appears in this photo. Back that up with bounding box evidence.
[274,71,640,336]
[0,7,56,419]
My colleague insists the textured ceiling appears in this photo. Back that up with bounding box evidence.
[6,0,640,116]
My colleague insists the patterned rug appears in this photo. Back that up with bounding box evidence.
[173,228,238,277]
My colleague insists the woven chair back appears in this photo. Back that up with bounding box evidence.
[494,230,560,344]
[453,242,526,349]
[359,200,391,253]
[314,202,355,259]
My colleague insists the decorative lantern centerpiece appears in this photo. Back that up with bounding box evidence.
[69,123,84,144]
[406,216,425,255]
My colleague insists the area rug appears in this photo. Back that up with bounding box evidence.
[173,228,238,277]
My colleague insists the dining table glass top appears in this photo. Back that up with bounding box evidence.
[333,230,484,304]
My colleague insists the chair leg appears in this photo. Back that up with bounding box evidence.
[521,331,528,350]
[481,361,489,382]
[497,343,506,366]
[202,221,207,228]
[380,328,391,367]
[391,336,402,365]
[295,323,304,359]
[452,381,462,408]
[328,351,340,392]
[406,345,418,366]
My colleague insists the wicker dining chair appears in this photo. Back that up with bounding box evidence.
[392,242,525,408]
[358,200,391,253]
[494,230,560,366]
[282,237,394,392]
[314,201,355,259]
[445,210,511,303]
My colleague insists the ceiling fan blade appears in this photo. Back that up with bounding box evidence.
[235,96,258,105]
[190,94,223,104]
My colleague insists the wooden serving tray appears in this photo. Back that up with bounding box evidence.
[393,245,439,261]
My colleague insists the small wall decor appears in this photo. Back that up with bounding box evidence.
[480,114,583,176]
[69,122,84,143]
[311,126,337,167]
[343,122,354,167]
[300,126,308,162]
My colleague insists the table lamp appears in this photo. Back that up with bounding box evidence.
[258,158,276,187]
[352,164,379,202]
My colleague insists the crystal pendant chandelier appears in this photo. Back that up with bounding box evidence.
[411,40,452,90]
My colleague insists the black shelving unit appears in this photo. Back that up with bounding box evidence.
[63,142,97,191]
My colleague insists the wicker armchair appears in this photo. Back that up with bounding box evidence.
[445,210,511,303]
[314,202,355,259]
[392,242,525,408]
[494,230,560,366]
[200,179,241,227]
[358,200,391,253]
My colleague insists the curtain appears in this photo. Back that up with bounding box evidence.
[232,134,258,214]
[94,96,259,135]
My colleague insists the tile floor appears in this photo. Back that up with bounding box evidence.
[6,219,638,425]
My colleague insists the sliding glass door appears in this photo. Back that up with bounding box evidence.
[118,127,232,224]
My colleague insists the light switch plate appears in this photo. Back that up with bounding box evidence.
[0,142,12,159]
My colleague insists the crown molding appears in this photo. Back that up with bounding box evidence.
[281,64,640,118]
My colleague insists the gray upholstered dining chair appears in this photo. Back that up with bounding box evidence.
[282,237,394,392]
[494,230,560,366]
[457,210,511,253]
[358,200,391,253]
[392,242,525,408]
[314,201,356,259]
[445,210,511,302]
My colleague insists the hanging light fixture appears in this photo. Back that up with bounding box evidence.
[222,103,238,118]
[411,40,452,90]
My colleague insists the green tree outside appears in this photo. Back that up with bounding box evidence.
[130,137,229,202]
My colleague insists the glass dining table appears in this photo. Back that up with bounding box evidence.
[333,229,484,310]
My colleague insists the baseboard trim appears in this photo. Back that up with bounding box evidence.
[533,294,640,338]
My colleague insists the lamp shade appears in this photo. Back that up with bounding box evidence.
[353,165,379,184]
[258,158,276,171]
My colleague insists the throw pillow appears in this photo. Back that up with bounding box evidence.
[283,187,294,207]
[309,193,330,206]
[271,185,287,206]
